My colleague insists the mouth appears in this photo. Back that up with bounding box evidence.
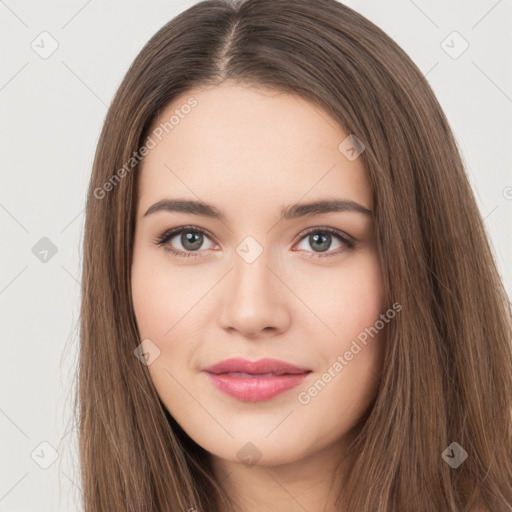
[203,357,311,375]
[202,358,312,402]
[216,371,294,378]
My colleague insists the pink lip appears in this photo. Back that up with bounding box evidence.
[202,357,312,402]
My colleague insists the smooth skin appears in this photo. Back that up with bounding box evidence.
[131,81,387,512]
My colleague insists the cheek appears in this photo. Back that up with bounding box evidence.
[130,249,199,339]
[130,254,200,414]
[294,251,385,343]
[299,251,386,400]
[294,257,387,438]
[130,249,208,392]
[131,264,166,339]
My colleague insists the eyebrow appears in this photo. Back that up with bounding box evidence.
[143,198,372,221]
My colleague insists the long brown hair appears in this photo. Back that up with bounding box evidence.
[74,0,512,510]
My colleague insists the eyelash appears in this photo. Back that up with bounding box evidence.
[153,225,355,259]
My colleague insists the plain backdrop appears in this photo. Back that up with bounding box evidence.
[1,0,511,510]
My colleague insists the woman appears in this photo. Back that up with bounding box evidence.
[76,0,512,510]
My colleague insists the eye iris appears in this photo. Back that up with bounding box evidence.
[310,233,331,252]
[182,231,203,251]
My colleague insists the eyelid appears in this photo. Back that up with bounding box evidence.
[154,225,355,258]
[291,226,355,258]
[294,225,354,245]
[153,225,218,257]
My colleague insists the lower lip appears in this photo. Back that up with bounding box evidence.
[204,372,310,402]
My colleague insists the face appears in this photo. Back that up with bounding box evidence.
[131,81,386,469]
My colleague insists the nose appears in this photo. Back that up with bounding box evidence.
[217,250,291,339]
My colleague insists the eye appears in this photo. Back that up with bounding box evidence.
[153,226,217,258]
[293,227,355,258]
[153,225,355,259]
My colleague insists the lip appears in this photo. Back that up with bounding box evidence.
[202,357,312,402]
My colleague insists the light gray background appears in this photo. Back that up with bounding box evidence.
[1,0,511,510]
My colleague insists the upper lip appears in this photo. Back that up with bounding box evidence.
[203,357,311,375]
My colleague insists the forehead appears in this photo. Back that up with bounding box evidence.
[137,82,371,218]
